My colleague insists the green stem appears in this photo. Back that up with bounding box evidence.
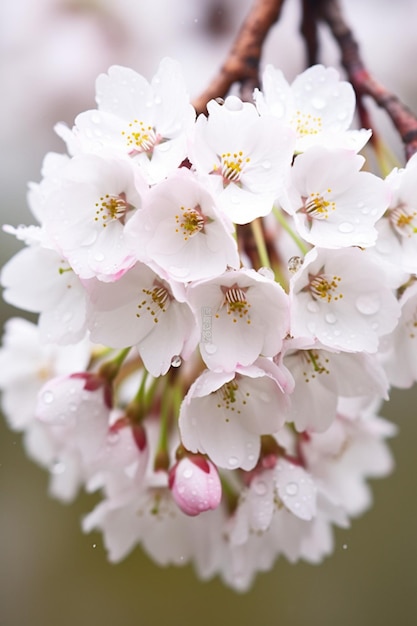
[272,206,309,256]
[251,218,271,268]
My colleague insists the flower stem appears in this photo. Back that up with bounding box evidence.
[251,217,271,268]
[272,206,309,255]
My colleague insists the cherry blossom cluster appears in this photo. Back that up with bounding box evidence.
[1,58,416,591]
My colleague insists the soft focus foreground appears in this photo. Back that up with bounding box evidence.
[1,0,417,621]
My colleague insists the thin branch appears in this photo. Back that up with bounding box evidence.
[300,0,320,66]
[316,0,417,161]
[192,0,287,114]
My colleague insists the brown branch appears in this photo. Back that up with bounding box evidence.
[300,0,320,67]
[192,0,287,115]
[316,0,417,161]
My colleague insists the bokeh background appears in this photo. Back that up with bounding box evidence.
[1,1,416,624]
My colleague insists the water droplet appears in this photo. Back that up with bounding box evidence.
[288,255,303,273]
[337,110,348,121]
[171,355,182,368]
[183,467,193,479]
[307,300,320,313]
[92,543,97,548]
[338,222,354,233]
[285,481,299,496]
[253,480,267,496]
[91,112,100,124]
[69,403,77,413]
[342,543,348,550]
[325,313,337,324]
[304,82,313,91]
[225,96,243,111]
[107,431,120,445]
[261,160,271,170]
[94,251,105,262]
[51,460,65,475]
[42,390,54,404]
[231,195,240,204]
[311,96,326,109]
[355,294,380,315]
[204,343,217,354]
[258,266,275,280]
[228,456,239,468]
[154,96,162,105]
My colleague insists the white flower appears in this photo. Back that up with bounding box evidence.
[379,282,417,388]
[255,64,371,153]
[0,319,90,430]
[124,167,240,282]
[283,147,389,248]
[85,262,198,376]
[178,358,293,471]
[279,338,389,432]
[1,245,88,344]
[190,95,295,224]
[187,267,289,371]
[71,59,196,184]
[43,153,147,281]
[385,152,417,274]
[290,247,400,352]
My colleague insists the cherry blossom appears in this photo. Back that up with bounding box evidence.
[283,146,389,248]
[169,455,222,516]
[70,58,196,184]
[187,267,289,371]
[255,64,371,153]
[290,247,401,352]
[124,167,240,282]
[179,358,293,471]
[190,95,295,224]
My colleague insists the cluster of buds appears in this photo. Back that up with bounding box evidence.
[1,58,416,591]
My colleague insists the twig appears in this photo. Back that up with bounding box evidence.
[316,0,417,161]
[192,0,287,114]
[300,0,320,66]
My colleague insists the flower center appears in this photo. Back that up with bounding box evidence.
[175,205,206,240]
[218,284,251,324]
[389,203,417,237]
[121,119,160,155]
[291,110,323,137]
[212,151,250,185]
[136,282,172,324]
[302,189,335,221]
[94,193,131,227]
[215,379,250,417]
[301,350,330,382]
[307,271,343,303]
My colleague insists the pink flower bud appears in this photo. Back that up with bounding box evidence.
[168,455,222,516]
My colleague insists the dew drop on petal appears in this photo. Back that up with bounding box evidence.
[171,355,182,368]
[288,255,303,273]
[231,195,240,204]
[355,294,380,315]
[228,456,239,468]
[107,431,120,445]
[204,343,218,354]
[311,96,326,109]
[258,266,275,280]
[225,96,243,111]
[154,96,162,105]
[338,222,354,233]
[325,313,337,324]
[285,481,299,496]
[253,480,267,496]
[183,467,193,479]
[307,300,320,313]
[261,160,271,170]
[158,142,171,152]
[94,252,105,262]
[42,390,54,404]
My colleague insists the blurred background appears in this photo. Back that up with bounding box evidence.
[1,1,416,624]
